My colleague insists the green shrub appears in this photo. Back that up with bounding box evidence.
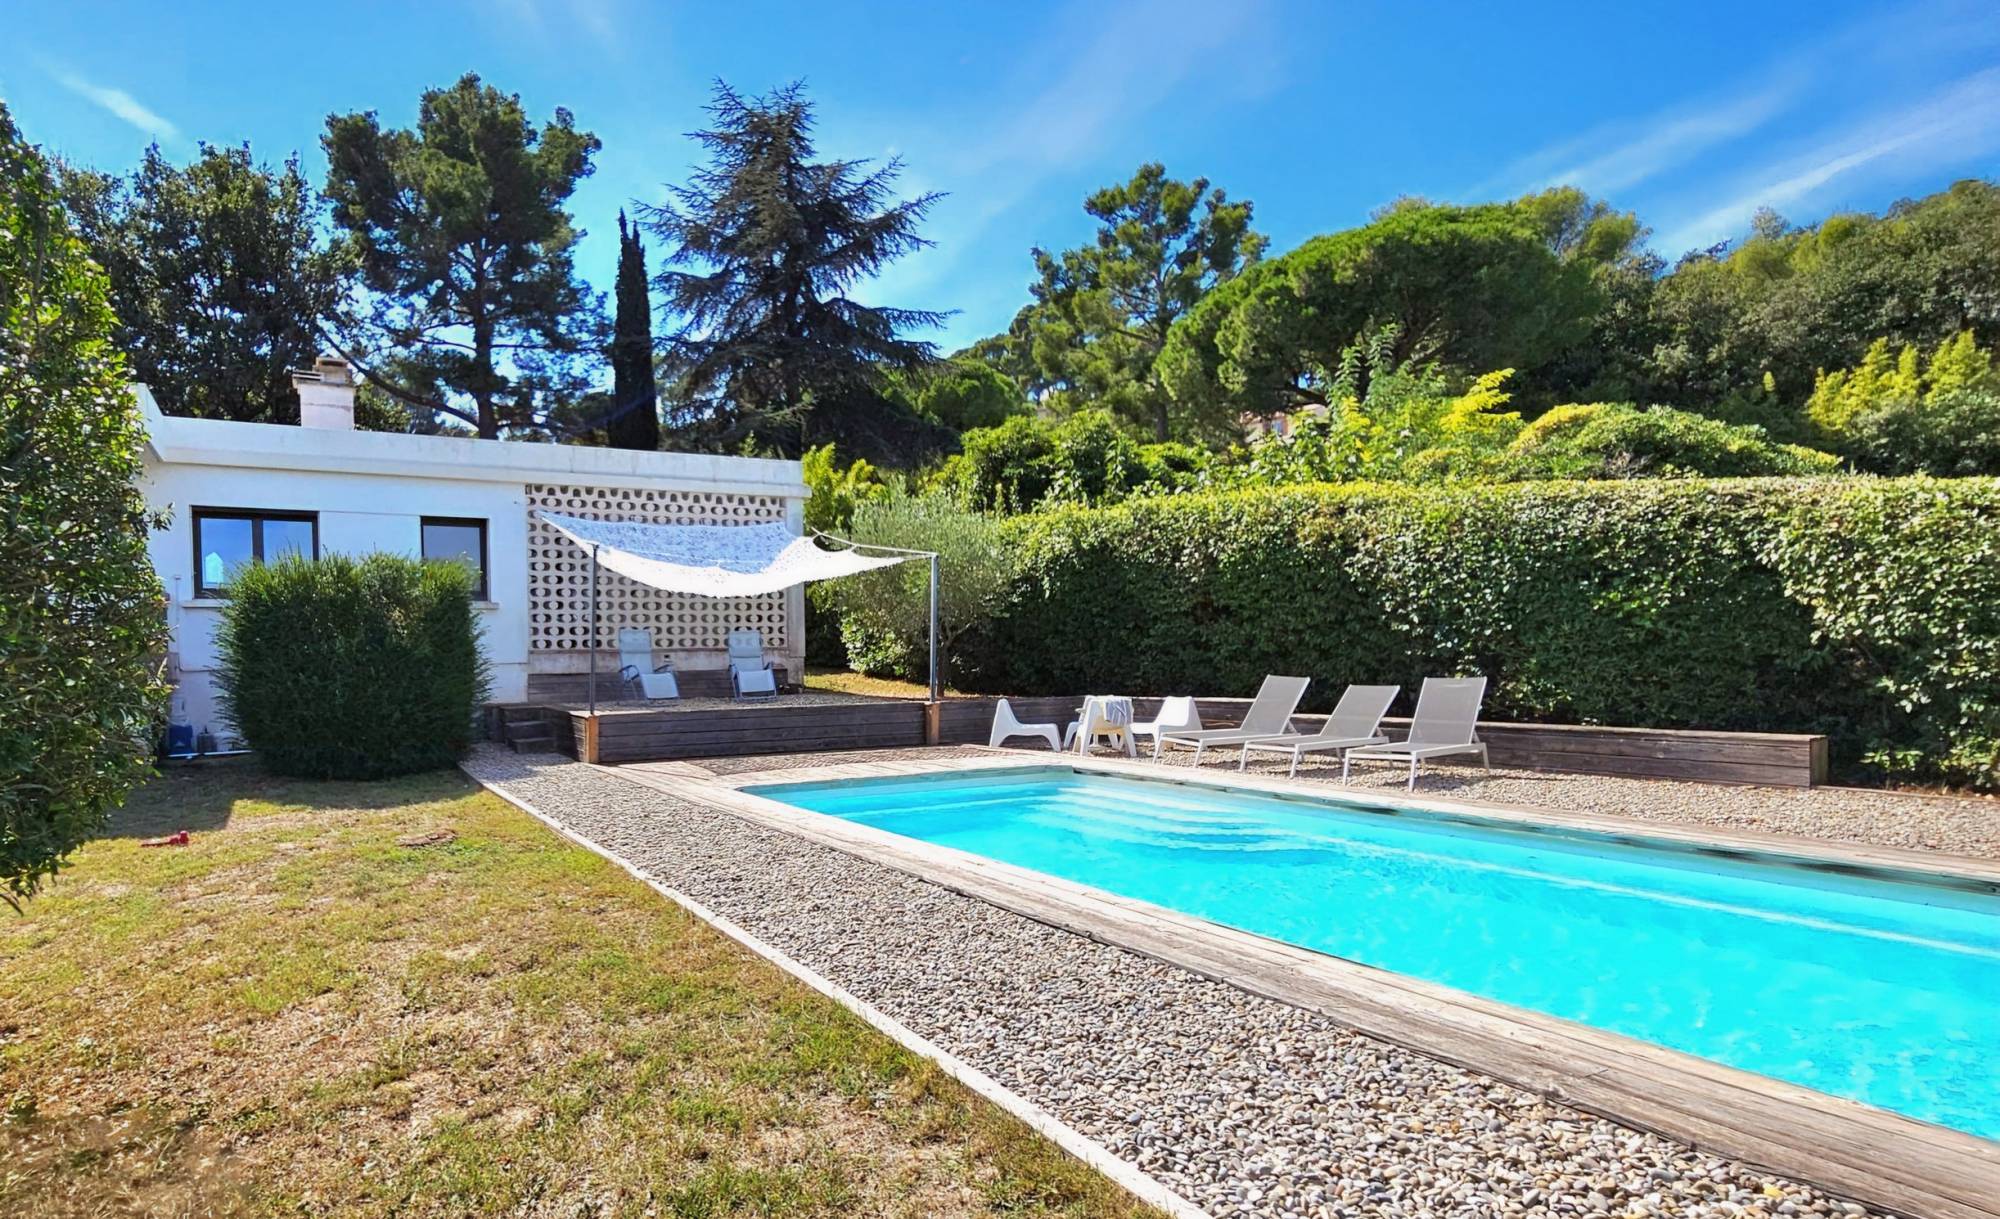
[886,357,1028,432]
[1806,333,2000,476]
[1498,403,1838,479]
[1808,331,2000,475]
[1217,333,1835,485]
[961,479,2000,787]
[1,104,170,905]
[1765,480,2000,783]
[215,554,489,779]
[830,491,1010,685]
[800,443,888,534]
[800,443,891,668]
[947,410,1208,512]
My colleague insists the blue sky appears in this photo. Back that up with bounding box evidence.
[6,0,1999,352]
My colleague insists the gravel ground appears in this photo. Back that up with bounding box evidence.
[465,745,1900,1219]
[697,744,2000,862]
[1212,754,1998,862]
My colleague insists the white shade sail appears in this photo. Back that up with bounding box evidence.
[536,511,913,598]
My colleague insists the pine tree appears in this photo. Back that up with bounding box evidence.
[606,211,659,450]
[323,74,602,438]
[643,81,946,456]
[1008,163,1264,441]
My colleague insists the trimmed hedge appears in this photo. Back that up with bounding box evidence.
[962,479,2000,787]
[215,554,489,780]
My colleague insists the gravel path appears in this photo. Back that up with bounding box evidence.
[465,746,1898,1219]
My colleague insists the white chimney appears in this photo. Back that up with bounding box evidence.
[291,355,356,430]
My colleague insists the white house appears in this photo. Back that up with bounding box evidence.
[140,357,808,745]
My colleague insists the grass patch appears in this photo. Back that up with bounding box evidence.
[0,759,1160,1218]
[802,668,970,699]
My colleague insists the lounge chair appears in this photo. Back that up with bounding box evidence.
[1131,696,1201,752]
[1342,676,1490,790]
[1155,675,1310,765]
[988,699,1061,750]
[1237,683,1399,777]
[728,628,778,700]
[617,628,680,700]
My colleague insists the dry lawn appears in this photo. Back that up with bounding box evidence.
[802,670,959,700]
[0,761,1159,1219]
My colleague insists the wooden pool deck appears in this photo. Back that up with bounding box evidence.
[603,749,2000,1219]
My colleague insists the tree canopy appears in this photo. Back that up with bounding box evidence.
[991,163,1265,441]
[642,81,947,460]
[887,356,1027,432]
[1644,181,2000,411]
[1158,198,1601,425]
[323,73,602,438]
[57,143,351,424]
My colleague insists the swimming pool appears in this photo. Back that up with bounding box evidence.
[749,766,2000,1141]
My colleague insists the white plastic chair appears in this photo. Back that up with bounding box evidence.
[1343,676,1490,790]
[1131,697,1201,752]
[1238,683,1398,777]
[1067,696,1138,757]
[728,628,778,700]
[988,699,1061,750]
[617,628,680,700]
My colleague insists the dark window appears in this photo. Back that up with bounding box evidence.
[192,509,318,596]
[421,517,488,599]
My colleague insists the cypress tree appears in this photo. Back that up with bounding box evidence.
[607,210,659,450]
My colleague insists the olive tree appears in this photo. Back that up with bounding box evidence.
[830,491,1010,685]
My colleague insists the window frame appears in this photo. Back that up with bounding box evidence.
[191,507,320,597]
[421,516,490,600]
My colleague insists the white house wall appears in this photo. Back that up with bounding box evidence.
[143,461,533,738]
[137,393,808,743]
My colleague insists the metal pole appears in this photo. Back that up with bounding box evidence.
[928,553,941,702]
[807,530,941,698]
[588,543,600,718]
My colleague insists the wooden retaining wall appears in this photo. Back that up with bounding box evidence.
[522,691,1827,785]
[573,699,925,764]
[937,696,1828,787]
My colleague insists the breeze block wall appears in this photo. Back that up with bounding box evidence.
[525,482,793,669]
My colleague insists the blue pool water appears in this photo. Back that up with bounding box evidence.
[751,767,2000,1140]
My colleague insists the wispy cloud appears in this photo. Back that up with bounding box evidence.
[1470,0,2000,208]
[1653,67,2000,255]
[1546,81,1798,196]
[47,65,180,141]
[489,0,624,54]
[1472,75,1802,202]
[854,0,1275,312]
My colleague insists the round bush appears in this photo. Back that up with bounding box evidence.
[214,554,488,779]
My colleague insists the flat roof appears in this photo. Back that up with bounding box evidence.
[137,387,806,497]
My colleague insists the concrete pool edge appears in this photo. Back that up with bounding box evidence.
[461,762,1213,1219]
[609,751,2000,1219]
